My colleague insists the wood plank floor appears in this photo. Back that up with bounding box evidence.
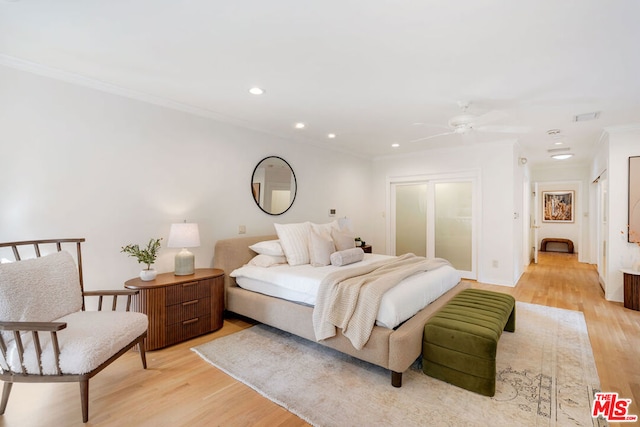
[1,252,638,426]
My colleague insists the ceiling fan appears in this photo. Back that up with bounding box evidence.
[411,101,530,143]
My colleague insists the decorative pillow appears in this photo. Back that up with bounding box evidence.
[248,240,284,257]
[308,228,335,267]
[332,228,356,251]
[274,222,312,266]
[330,247,365,266]
[247,254,287,268]
[310,220,340,238]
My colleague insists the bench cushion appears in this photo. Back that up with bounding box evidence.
[422,289,515,396]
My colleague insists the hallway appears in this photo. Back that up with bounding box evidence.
[473,252,640,422]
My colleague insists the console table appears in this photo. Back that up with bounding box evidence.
[125,268,225,350]
[621,269,640,311]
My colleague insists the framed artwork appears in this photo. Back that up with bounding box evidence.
[542,191,574,222]
[629,156,640,243]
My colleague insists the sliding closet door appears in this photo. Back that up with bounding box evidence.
[394,183,427,257]
[434,181,472,272]
[390,175,477,279]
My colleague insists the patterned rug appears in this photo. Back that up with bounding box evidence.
[192,303,607,426]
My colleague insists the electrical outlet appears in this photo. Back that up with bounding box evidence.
[238,225,246,234]
[329,209,336,217]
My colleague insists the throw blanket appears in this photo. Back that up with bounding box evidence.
[312,254,452,350]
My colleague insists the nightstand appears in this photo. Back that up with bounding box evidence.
[361,245,372,253]
[125,268,224,350]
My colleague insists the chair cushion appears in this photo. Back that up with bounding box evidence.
[0,311,148,375]
[0,251,83,324]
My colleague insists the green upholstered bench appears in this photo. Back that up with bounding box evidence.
[422,288,516,396]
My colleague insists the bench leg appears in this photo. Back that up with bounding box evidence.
[391,371,402,388]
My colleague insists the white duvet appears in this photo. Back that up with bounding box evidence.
[230,254,461,329]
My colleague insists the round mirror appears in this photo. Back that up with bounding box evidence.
[251,156,297,215]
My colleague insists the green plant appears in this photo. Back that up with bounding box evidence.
[121,238,162,270]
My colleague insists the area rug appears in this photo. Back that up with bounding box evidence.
[192,303,607,426]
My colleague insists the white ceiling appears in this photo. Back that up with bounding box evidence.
[2,0,639,167]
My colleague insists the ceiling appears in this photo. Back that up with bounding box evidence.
[1,0,639,167]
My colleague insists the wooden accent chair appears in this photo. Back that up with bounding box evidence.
[0,238,148,423]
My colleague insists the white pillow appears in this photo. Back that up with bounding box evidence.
[330,247,365,266]
[310,220,340,238]
[308,228,335,267]
[249,240,284,257]
[274,222,312,266]
[332,228,356,251]
[247,254,287,268]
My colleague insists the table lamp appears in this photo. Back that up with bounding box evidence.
[168,221,200,275]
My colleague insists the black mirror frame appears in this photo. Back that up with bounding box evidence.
[251,156,297,216]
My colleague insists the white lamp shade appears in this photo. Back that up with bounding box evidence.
[167,223,200,248]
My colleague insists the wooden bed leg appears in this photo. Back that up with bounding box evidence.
[1,382,12,414]
[391,371,402,388]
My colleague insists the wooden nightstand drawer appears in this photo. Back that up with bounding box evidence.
[166,297,211,325]
[165,279,211,305]
[125,269,225,351]
[166,315,211,345]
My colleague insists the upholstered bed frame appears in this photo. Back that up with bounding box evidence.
[213,235,470,387]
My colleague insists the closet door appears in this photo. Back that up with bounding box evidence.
[391,175,476,279]
[394,183,428,257]
[434,181,473,273]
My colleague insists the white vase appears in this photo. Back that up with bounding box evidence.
[140,269,157,281]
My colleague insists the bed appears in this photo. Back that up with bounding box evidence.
[213,233,470,387]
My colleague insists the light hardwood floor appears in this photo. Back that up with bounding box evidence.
[1,252,638,426]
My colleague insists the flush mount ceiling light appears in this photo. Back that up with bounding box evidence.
[551,153,574,160]
[574,111,600,122]
[547,147,571,153]
[248,87,264,95]
[294,122,305,129]
[391,143,400,148]
[327,133,336,139]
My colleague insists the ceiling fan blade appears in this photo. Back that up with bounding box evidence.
[410,131,456,143]
[471,110,509,126]
[412,122,451,131]
[475,125,531,133]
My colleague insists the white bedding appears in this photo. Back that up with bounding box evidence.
[230,254,461,329]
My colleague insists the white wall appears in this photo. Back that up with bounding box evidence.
[371,139,521,286]
[601,127,640,301]
[0,65,373,290]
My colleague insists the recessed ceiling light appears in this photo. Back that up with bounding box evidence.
[294,122,305,129]
[391,143,400,148]
[327,133,336,139]
[249,87,264,95]
[551,153,574,160]
[554,141,564,145]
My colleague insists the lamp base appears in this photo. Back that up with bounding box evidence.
[174,248,195,275]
